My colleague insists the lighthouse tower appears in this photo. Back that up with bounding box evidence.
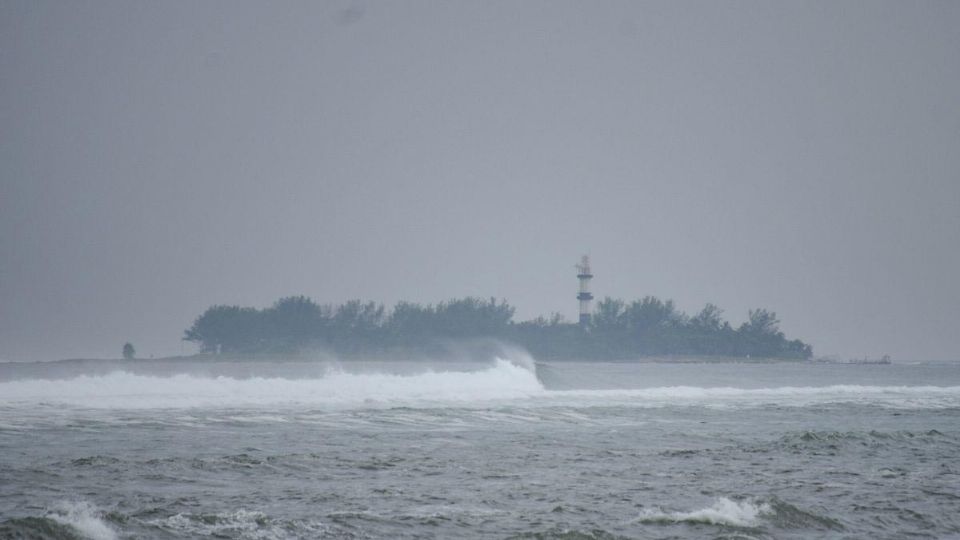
[576,255,594,325]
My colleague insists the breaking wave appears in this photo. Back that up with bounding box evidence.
[1,357,958,412]
[47,502,118,540]
[0,501,119,540]
[637,496,843,531]
[0,358,544,409]
[552,384,960,409]
[145,509,328,539]
[639,497,773,527]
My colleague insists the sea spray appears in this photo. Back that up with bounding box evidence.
[146,509,329,538]
[0,358,545,410]
[494,344,538,373]
[547,384,960,409]
[3,354,960,415]
[638,497,773,528]
[1,361,958,539]
[2,368,959,411]
[47,501,118,540]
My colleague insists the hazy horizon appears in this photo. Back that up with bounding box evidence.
[2,1,959,362]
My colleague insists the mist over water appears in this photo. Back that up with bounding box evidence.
[2,354,959,539]
[1,357,959,414]
[3,2,959,538]
[0,359,544,410]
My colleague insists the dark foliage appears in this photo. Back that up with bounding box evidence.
[183,295,812,360]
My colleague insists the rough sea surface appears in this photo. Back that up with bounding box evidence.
[1,355,958,539]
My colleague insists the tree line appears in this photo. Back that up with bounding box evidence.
[183,295,812,360]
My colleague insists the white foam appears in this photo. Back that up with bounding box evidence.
[148,509,327,539]
[550,384,960,409]
[639,497,772,527]
[2,359,958,412]
[47,501,118,540]
[0,358,544,409]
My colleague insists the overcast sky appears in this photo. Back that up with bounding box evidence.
[2,1,958,362]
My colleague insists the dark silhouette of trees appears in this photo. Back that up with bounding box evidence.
[691,304,724,332]
[264,296,329,352]
[183,305,262,354]
[182,295,813,360]
[122,342,135,360]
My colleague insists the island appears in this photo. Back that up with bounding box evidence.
[182,296,812,361]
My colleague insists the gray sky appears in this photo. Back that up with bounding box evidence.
[2,1,958,362]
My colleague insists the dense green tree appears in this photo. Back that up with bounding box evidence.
[624,296,683,334]
[269,296,326,336]
[690,304,724,332]
[387,301,435,345]
[742,309,780,336]
[433,297,514,337]
[183,305,263,353]
[592,298,626,330]
[330,300,386,351]
[182,295,812,360]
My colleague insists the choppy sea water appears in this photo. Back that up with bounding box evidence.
[1,356,958,539]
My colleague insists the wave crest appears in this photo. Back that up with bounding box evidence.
[638,497,772,527]
[0,359,544,410]
[2,358,957,412]
[638,496,844,531]
[47,501,117,540]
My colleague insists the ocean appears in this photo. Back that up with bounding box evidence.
[1,355,958,539]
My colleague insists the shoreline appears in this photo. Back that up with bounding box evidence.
[2,353,810,365]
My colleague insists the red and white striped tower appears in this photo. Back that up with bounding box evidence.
[576,256,594,325]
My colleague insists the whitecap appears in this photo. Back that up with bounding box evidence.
[638,497,772,528]
[47,501,117,540]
